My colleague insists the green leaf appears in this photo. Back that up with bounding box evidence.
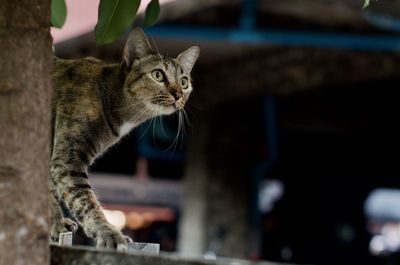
[51,0,67,28]
[95,0,141,45]
[363,0,370,8]
[144,0,160,27]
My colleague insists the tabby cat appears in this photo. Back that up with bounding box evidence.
[50,27,199,249]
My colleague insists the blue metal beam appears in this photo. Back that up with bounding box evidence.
[145,26,400,52]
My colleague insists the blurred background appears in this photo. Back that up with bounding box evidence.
[52,0,400,264]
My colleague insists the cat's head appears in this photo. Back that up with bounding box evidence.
[121,27,199,119]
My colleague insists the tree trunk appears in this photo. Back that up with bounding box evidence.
[0,1,52,264]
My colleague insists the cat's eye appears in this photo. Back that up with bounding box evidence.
[151,70,165,82]
[180,77,189,89]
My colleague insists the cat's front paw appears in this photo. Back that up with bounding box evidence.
[95,224,131,249]
[50,218,78,242]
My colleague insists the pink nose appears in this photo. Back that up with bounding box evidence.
[169,87,182,100]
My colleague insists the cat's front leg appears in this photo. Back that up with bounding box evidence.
[70,186,130,249]
[49,181,78,242]
[51,163,130,249]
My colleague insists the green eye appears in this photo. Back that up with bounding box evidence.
[180,77,189,89]
[151,70,164,82]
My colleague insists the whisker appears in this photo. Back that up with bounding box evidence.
[155,106,168,139]
[181,108,193,134]
[159,114,167,137]
[152,106,160,148]
[150,36,162,59]
[179,111,185,150]
[165,113,181,153]
[114,98,150,111]
[176,111,183,152]
[132,104,153,124]
[114,101,146,111]
[184,104,201,125]
[182,108,191,127]
[137,105,156,140]
[180,111,186,137]
[114,95,166,111]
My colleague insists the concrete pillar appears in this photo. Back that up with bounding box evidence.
[178,104,256,258]
[178,118,208,257]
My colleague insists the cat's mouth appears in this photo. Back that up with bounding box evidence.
[154,102,185,115]
[149,100,176,114]
[150,92,184,111]
[152,100,174,107]
[161,100,184,111]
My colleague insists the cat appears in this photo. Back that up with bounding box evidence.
[50,27,199,249]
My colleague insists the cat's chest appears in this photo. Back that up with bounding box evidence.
[119,122,136,137]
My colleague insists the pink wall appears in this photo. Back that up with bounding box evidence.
[51,0,174,44]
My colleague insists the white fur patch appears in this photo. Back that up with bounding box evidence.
[119,122,136,137]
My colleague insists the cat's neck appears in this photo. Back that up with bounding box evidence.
[100,64,126,135]
[100,63,148,137]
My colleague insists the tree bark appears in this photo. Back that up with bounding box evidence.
[0,1,51,264]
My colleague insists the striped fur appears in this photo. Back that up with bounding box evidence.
[50,27,199,248]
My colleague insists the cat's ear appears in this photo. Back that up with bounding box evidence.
[177,46,200,73]
[123,27,154,68]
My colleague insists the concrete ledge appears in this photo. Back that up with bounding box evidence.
[50,244,298,265]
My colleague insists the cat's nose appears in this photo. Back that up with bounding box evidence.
[170,89,182,101]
